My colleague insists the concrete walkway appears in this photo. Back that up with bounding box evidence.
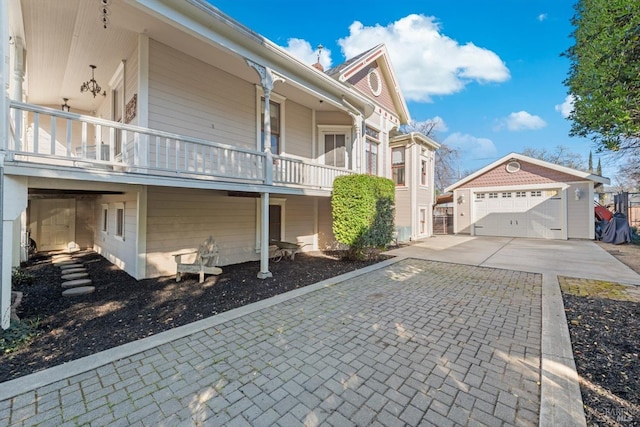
[1,236,638,426]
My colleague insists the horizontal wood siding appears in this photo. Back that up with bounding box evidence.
[281,195,316,249]
[75,200,94,249]
[93,193,139,277]
[394,189,411,227]
[148,40,255,149]
[317,198,344,250]
[567,183,591,239]
[284,100,312,158]
[316,111,352,126]
[145,187,257,277]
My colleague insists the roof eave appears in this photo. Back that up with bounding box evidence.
[444,152,611,192]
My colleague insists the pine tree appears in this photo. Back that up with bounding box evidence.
[596,158,602,176]
[588,151,593,173]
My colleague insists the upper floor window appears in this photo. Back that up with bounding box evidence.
[323,134,346,168]
[261,98,281,154]
[421,159,428,186]
[365,126,380,175]
[391,147,405,185]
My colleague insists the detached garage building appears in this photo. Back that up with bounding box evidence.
[445,153,610,240]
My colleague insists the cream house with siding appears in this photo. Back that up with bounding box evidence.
[0,0,438,328]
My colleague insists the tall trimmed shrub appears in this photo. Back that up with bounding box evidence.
[331,174,395,259]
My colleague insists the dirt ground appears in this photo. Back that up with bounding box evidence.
[563,241,640,426]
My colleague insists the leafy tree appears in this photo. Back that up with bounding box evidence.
[521,145,585,170]
[563,0,640,152]
[401,119,459,192]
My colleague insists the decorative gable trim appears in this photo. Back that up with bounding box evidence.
[333,44,410,124]
[444,152,610,193]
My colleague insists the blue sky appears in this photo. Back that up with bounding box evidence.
[208,1,615,181]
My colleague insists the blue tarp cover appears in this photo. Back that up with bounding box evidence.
[600,213,632,244]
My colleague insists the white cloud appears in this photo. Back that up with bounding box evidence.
[410,116,449,133]
[443,132,497,160]
[555,94,575,118]
[498,111,547,131]
[538,13,548,22]
[333,14,510,102]
[282,38,333,70]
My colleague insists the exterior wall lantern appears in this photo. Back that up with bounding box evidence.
[575,188,583,200]
[457,194,465,204]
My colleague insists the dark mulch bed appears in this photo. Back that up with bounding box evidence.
[561,277,640,426]
[1,250,389,383]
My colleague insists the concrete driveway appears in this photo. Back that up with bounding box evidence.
[386,235,640,285]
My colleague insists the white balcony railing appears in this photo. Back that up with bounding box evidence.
[7,101,353,190]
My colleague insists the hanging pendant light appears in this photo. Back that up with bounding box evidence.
[80,65,106,98]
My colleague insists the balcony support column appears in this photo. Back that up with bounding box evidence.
[257,192,272,279]
[247,60,285,279]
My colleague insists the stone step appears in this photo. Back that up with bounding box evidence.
[61,279,92,289]
[59,267,87,275]
[53,259,76,266]
[61,272,89,281]
[62,286,95,296]
[59,263,84,270]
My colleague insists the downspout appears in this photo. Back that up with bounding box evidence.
[0,1,8,329]
[410,133,418,240]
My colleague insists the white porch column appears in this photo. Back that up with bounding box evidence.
[247,60,284,279]
[0,0,10,329]
[347,111,363,173]
[1,175,28,329]
[257,192,272,279]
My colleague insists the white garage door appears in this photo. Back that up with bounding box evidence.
[473,189,563,239]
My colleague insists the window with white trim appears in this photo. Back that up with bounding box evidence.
[502,192,512,198]
[391,147,405,185]
[531,190,542,197]
[476,193,485,200]
[323,134,346,167]
[420,159,428,186]
[261,98,280,154]
[488,192,498,199]
[419,208,427,234]
[515,191,527,198]
[115,203,125,239]
[101,204,109,233]
[365,126,380,175]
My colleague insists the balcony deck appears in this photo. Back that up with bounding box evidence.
[5,101,353,195]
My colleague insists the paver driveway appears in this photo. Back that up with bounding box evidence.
[1,258,542,426]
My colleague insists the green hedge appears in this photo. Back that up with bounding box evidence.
[331,174,395,256]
